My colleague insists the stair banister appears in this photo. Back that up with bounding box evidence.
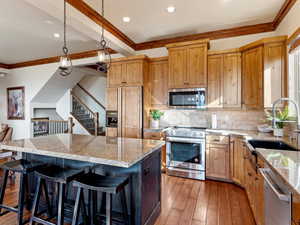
[76,84,106,111]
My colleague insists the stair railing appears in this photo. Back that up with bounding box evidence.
[71,91,99,136]
[76,84,106,111]
[32,117,73,137]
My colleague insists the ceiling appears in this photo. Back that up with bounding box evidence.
[84,0,284,43]
[0,0,99,64]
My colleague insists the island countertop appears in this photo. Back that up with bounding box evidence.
[0,134,165,168]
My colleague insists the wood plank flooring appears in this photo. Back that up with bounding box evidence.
[0,174,255,225]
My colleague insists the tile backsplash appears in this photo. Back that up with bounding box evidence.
[159,110,266,131]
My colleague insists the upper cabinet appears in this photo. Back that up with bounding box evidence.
[149,57,169,108]
[167,39,209,89]
[242,46,264,109]
[107,55,148,87]
[207,51,241,108]
[241,36,287,109]
[263,41,287,108]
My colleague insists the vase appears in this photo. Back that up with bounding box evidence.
[151,119,159,129]
[273,128,284,137]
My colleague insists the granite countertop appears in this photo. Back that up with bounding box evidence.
[0,134,165,168]
[256,148,300,194]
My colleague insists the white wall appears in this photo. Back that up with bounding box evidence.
[0,55,111,140]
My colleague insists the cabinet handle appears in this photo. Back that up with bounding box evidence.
[248,172,252,177]
[144,168,151,176]
[121,81,127,84]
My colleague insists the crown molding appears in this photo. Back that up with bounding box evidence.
[66,0,135,48]
[0,63,10,69]
[273,0,297,29]
[4,49,116,69]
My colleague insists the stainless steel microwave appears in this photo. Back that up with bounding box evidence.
[168,88,206,109]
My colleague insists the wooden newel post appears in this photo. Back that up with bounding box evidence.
[94,112,99,136]
[68,117,73,134]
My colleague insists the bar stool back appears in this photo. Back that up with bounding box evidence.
[72,172,130,225]
[29,165,85,225]
[0,159,45,225]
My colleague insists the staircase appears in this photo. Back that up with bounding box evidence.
[71,85,106,136]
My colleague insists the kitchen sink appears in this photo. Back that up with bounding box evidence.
[248,140,298,151]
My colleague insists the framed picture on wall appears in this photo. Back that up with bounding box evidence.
[7,86,25,120]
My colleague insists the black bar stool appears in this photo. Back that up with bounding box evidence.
[0,159,45,225]
[72,172,130,225]
[29,165,85,225]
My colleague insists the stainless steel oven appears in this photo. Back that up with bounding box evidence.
[166,127,206,180]
[168,88,206,109]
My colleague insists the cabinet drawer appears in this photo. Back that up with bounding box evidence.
[206,135,229,145]
[144,132,163,140]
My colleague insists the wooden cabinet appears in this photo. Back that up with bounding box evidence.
[167,39,209,89]
[223,53,242,108]
[242,46,264,109]
[106,87,118,111]
[149,58,168,108]
[230,137,245,186]
[206,135,230,180]
[244,146,265,225]
[107,55,148,87]
[120,86,143,138]
[264,42,287,108]
[106,127,118,137]
[207,55,222,108]
[207,52,241,108]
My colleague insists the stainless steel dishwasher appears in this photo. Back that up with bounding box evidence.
[260,168,292,225]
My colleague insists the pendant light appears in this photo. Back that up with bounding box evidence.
[96,0,111,73]
[59,0,72,77]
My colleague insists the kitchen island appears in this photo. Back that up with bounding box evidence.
[0,134,165,225]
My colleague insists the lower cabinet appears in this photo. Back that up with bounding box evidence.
[244,145,265,225]
[206,135,230,180]
[230,137,246,186]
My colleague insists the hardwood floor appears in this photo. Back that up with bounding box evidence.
[156,175,256,225]
[0,174,255,225]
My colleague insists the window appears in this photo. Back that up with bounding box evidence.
[289,47,300,113]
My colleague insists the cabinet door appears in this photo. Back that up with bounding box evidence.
[186,44,207,87]
[264,42,286,108]
[206,145,230,179]
[108,63,123,87]
[207,55,223,108]
[106,128,118,137]
[223,53,242,108]
[106,87,118,111]
[242,47,263,109]
[124,61,143,86]
[149,60,168,107]
[230,138,245,186]
[168,47,187,88]
[121,86,143,138]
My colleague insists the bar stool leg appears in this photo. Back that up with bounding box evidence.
[72,187,82,225]
[29,177,42,225]
[41,179,52,218]
[17,173,26,225]
[106,193,112,225]
[57,183,66,225]
[120,189,129,225]
[0,170,9,215]
[89,190,98,224]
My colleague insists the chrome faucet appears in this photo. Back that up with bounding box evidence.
[272,98,300,130]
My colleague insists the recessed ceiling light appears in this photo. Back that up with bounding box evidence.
[123,17,131,23]
[45,20,54,25]
[53,33,60,38]
[0,73,6,78]
[166,6,176,13]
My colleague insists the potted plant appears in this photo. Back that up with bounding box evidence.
[265,106,292,137]
[150,109,164,128]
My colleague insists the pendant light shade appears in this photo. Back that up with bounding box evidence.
[59,0,72,77]
[97,0,111,73]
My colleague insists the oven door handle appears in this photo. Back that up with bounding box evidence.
[259,168,290,202]
[166,137,204,144]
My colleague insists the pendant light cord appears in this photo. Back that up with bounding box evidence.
[101,0,104,41]
[63,0,68,55]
